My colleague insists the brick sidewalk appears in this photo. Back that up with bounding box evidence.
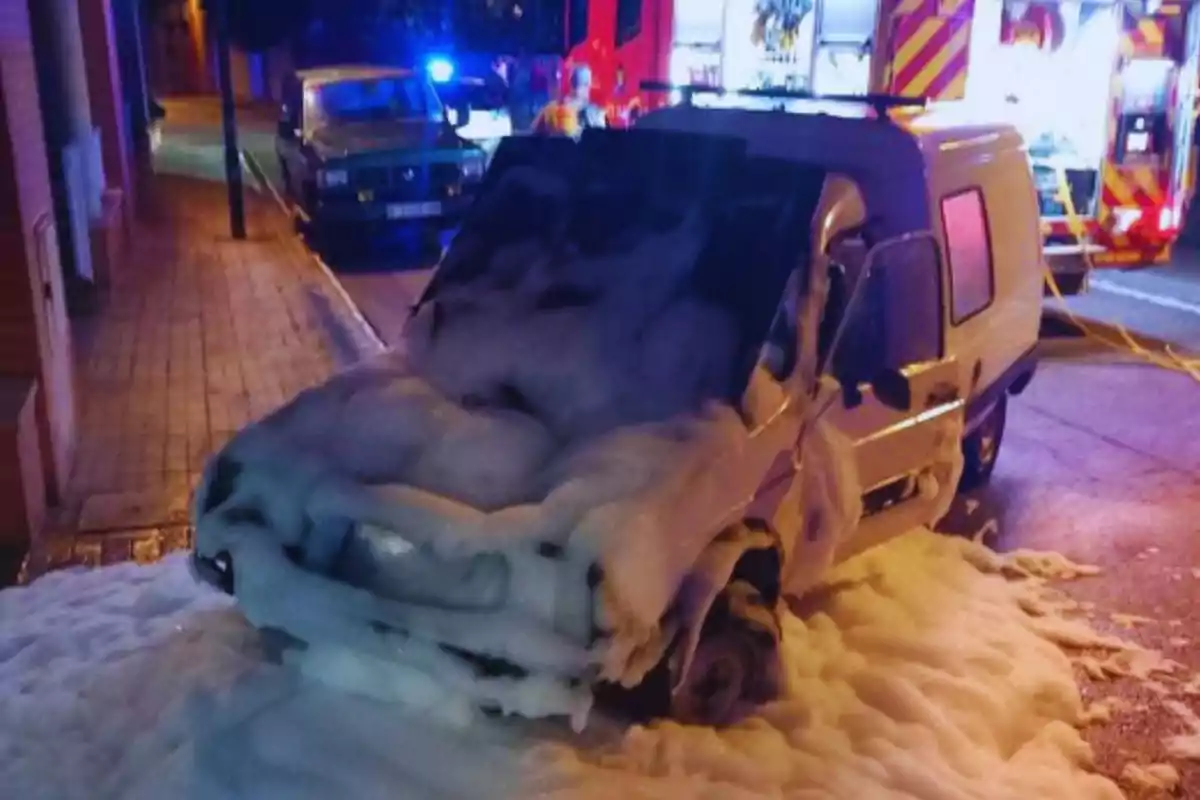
[20,175,381,581]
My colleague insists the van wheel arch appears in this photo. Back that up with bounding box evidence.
[593,522,784,725]
[959,394,1008,492]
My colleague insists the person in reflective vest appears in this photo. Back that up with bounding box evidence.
[533,65,607,138]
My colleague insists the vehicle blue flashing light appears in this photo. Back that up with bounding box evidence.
[427,57,454,84]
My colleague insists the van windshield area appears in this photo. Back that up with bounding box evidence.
[306,76,441,129]
[409,131,828,439]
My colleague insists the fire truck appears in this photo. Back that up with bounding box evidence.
[562,0,1200,291]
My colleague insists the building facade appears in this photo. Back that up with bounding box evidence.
[0,0,148,573]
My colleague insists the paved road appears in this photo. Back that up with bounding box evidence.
[1052,248,1200,355]
[968,341,1200,797]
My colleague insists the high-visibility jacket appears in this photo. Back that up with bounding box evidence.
[532,100,606,137]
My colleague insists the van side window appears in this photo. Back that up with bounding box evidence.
[941,188,995,324]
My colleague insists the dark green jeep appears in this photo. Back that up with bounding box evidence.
[276,65,487,244]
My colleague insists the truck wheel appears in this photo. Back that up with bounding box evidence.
[959,394,1008,492]
[669,579,783,727]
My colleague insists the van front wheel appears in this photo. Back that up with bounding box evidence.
[670,579,782,726]
[959,395,1008,492]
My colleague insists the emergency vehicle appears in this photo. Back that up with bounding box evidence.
[563,0,1200,290]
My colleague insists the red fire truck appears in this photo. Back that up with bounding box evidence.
[562,0,1200,289]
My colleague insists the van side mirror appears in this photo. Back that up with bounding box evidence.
[824,231,943,405]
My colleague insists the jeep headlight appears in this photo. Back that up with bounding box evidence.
[318,169,349,188]
[461,157,485,180]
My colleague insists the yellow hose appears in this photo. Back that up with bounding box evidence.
[1046,168,1200,380]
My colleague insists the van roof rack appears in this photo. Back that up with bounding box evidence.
[639,81,928,120]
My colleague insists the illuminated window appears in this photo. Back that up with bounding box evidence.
[1120,58,1174,114]
[818,0,876,45]
[941,189,995,324]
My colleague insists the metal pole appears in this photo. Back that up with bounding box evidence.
[128,0,152,148]
[213,0,246,239]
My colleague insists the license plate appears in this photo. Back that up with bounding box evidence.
[387,201,442,220]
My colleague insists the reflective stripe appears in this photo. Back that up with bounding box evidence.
[887,0,975,101]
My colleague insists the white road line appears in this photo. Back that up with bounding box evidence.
[1089,277,1200,317]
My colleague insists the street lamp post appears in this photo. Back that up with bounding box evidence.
[213,0,246,239]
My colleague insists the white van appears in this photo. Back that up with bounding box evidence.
[191,107,1046,729]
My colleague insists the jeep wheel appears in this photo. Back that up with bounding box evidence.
[959,394,1008,492]
[669,579,783,727]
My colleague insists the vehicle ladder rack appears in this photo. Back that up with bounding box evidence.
[639,81,928,120]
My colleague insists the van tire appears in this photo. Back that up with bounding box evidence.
[668,578,782,727]
[959,394,1008,492]
[593,548,783,726]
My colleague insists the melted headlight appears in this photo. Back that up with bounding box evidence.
[331,523,510,611]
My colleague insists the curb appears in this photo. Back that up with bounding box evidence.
[1041,303,1197,357]
[240,149,387,353]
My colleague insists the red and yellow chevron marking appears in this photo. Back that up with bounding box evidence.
[886,0,975,102]
[1092,164,1172,264]
[1091,246,1172,266]
[1041,218,1100,239]
[1120,17,1167,58]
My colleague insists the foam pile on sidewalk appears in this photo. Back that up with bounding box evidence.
[1,528,1145,799]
